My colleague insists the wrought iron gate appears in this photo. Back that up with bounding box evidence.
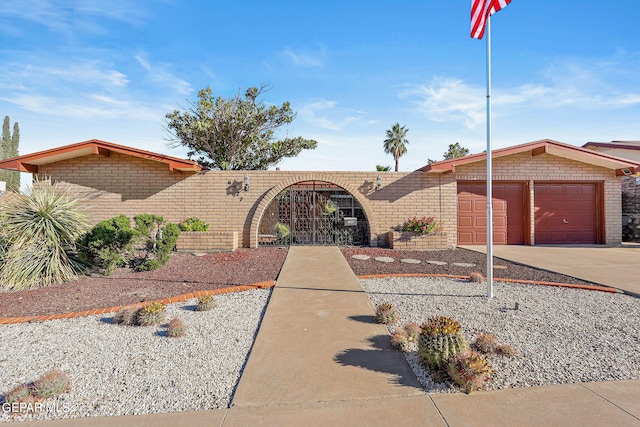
[258,181,369,246]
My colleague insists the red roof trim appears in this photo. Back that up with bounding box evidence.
[0,139,202,173]
[419,139,640,173]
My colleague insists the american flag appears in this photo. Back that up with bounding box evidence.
[471,0,511,39]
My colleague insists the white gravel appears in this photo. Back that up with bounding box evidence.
[2,277,639,422]
[0,288,270,423]
[362,277,640,393]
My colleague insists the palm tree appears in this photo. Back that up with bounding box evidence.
[383,123,409,172]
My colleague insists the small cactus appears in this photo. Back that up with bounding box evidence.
[30,371,71,399]
[4,383,30,404]
[446,350,492,393]
[418,316,468,370]
[403,322,421,342]
[375,302,398,325]
[391,330,410,352]
[473,332,500,354]
[497,343,516,357]
[196,294,216,311]
[167,318,187,338]
[468,272,484,283]
[136,301,166,326]
[113,306,138,326]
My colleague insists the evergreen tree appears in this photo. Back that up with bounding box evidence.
[0,116,20,191]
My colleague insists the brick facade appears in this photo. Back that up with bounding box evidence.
[453,152,621,245]
[37,149,623,247]
[38,153,458,248]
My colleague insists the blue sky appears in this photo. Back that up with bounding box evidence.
[1,0,639,172]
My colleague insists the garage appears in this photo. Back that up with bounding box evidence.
[457,182,526,245]
[534,182,601,244]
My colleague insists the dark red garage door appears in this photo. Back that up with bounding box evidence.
[457,182,525,245]
[534,183,600,244]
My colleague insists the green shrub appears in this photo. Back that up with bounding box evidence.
[178,217,210,232]
[137,259,162,272]
[78,214,180,275]
[154,223,180,265]
[0,181,89,290]
[77,215,137,275]
[133,213,164,239]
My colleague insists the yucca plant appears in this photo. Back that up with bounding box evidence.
[0,180,89,290]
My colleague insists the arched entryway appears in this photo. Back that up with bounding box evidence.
[257,180,370,246]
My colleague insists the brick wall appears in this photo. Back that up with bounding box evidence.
[38,150,623,247]
[39,153,458,248]
[454,152,622,245]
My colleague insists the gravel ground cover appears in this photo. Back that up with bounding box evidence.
[1,246,637,422]
[0,289,270,423]
[0,248,287,317]
[362,276,640,393]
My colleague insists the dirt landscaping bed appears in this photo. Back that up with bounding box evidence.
[0,247,599,318]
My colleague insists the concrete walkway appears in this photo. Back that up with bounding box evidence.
[460,244,640,296]
[7,246,640,426]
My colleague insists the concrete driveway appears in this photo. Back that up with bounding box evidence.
[460,244,640,297]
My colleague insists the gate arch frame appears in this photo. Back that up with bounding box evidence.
[249,173,376,247]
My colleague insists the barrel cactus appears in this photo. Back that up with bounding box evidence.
[403,322,421,342]
[446,349,492,393]
[136,301,166,326]
[167,318,187,338]
[196,294,216,311]
[30,371,72,399]
[391,330,410,352]
[113,306,138,326]
[375,302,398,325]
[4,383,31,404]
[473,332,500,354]
[418,316,469,370]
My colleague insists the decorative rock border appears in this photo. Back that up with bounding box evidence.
[374,256,395,263]
[0,281,276,325]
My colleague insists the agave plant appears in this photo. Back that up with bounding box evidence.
[0,180,89,290]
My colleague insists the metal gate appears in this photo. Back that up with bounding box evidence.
[258,181,369,246]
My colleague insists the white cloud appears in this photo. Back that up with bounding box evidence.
[298,99,365,131]
[0,0,150,36]
[279,46,327,68]
[400,54,640,130]
[135,54,192,96]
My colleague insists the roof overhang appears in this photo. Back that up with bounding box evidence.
[0,139,202,173]
[419,139,640,176]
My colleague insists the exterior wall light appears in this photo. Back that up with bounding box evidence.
[244,174,250,192]
[376,175,382,191]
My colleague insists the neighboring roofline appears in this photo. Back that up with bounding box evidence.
[0,139,202,173]
[419,139,640,176]
[583,141,640,151]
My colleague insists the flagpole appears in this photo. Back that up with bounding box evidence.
[486,14,494,298]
